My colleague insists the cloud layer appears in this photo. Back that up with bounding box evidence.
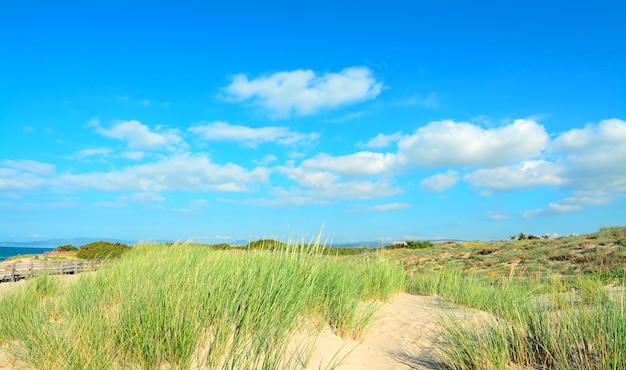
[1,98,624,221]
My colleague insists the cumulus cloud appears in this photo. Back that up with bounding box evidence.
[96,120,183,150]
[175,198,210,214]
[120,151,145,161]
[223,66,382,117]
[551,118,626,194]
[363,203,411,212]
[300,152,405,177]
[307,180,401,200]
[92,195,128,208]
[58,153,270,192]
[398,92,440,108]
[463,160,563,191]
[0,160,57,190]
[189,121,318,147]
[359,132,404,149]
[277,163,401,200]
[325,111,368,123]
[2,160,56,176]
[277,166,339,188]
[254,154,278,166]
[75,148,114,158]
[420,171,459,191]
[522,203,582,218]
[132,192,166,204]
[398,119,548,167]
[487,210,510,220]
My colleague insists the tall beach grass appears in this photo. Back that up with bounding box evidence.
[408,267,626,369]
[0,240,405,369]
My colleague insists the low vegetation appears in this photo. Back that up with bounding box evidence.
[403,226,626,369]
[1,226,624,369]
[53,245,78,252]
[0,240,404,369]
[76,241,131,259]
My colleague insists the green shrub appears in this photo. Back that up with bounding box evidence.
[245,239,288,250]
[54,244,78,252]
[384,240,434,250]
[617,238,626,247]
[76,241,130,259]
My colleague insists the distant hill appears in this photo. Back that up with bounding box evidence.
[0,238,136,249]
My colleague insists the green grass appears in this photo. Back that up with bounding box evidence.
[400,226,626,369]
[407,268,626,369]
[2,226,624,369]
[0,240,404,369]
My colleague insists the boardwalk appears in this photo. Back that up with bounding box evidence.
[0,260,103,283]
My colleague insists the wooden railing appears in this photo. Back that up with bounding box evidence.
[0,260,104,283]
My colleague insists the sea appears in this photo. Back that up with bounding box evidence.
[0,247,55,262]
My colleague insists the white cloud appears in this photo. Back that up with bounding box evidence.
[308,180,401,200]
[550,118,626,195]
[120,151,145,161]
[420,171,459,191]
[59,153,271,192]
[2,160,56,176]
[359,132,404,149]
[522,203,582,218]
[190,199,209,209]
[189,121,318,147]
[0,160,57,190]
[96,120,183,150]
[398,92,440,108]
[463,160,563,191]
[277,164,402,201]
[132,192,166,204]
[562,190,611,206]
[398,119,548,167]
[223,66,382,117]
[244,187,323,207]
[0,169,48,190]
[92,195,128,208]
[363,203,411,212]
[86,117,100,127]
[300,152,405,177]
[487,211,510,220]
[324,111,368,123]
[278,165,339,188]
[76,148,114,158]
[254,154,278,165]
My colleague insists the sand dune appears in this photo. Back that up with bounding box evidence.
[1,279,479,370]
[301,292,471,370]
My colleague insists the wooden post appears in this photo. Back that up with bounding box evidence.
[11,262,16,282]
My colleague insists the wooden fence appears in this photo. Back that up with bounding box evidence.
[0,260,104,283]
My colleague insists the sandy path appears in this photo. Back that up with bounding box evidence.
[302,293,457,370]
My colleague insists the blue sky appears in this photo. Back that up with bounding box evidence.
[1,0,625,243]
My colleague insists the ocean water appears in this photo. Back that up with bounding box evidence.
[0,247,55,262]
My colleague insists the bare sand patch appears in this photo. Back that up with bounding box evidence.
[298,292,492,370]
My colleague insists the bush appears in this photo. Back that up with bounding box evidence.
[76,241,131,259]
[245,239,288,250]
[384,240,434,250]
[54,244,78,252]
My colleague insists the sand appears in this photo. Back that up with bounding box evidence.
[1,270,484,370]
[300,292,477,370]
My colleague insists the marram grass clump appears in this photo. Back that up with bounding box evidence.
[408,267,626,370]
[0,240,404,370]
